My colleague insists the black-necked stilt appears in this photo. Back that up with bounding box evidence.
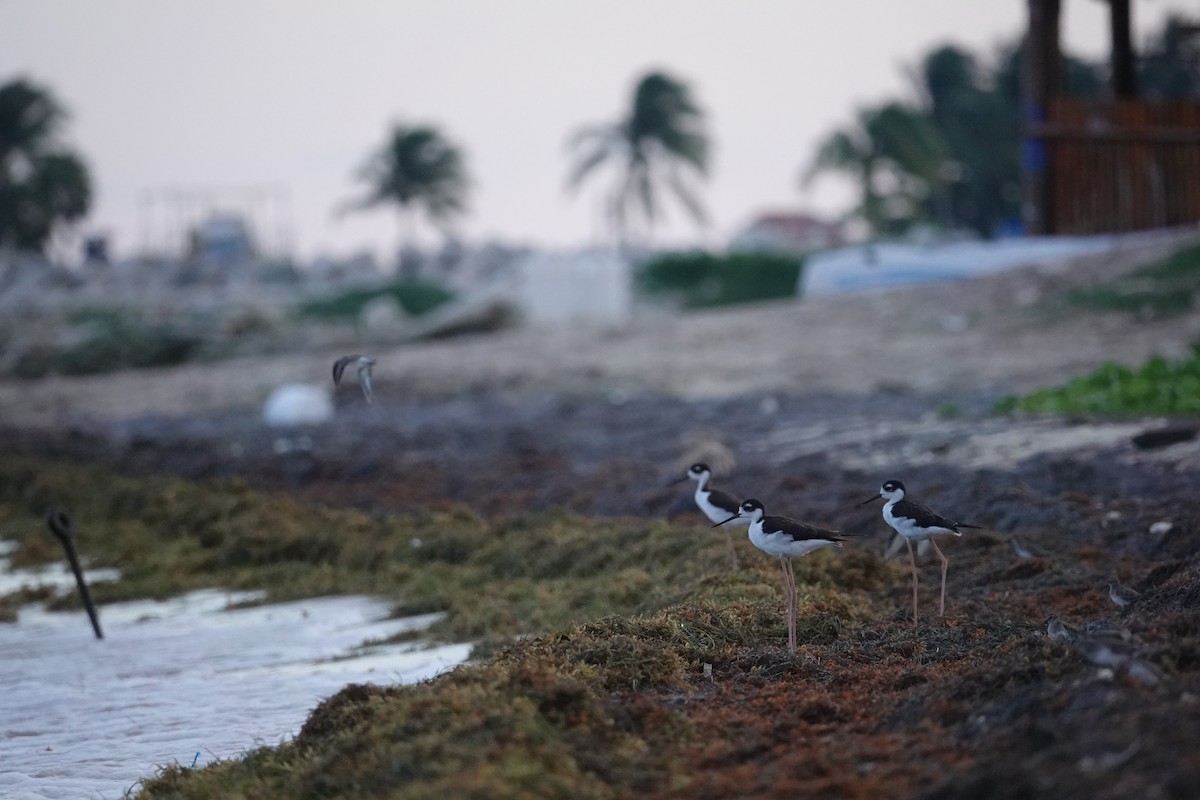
[674,462,746,569]
[715,498,843,654]
[858,479,978,625]
[333,355,376,403]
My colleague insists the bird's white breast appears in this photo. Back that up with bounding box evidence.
[696,489,747,526]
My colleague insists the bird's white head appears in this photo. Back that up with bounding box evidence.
[858,479,906,508]
[686,462,712,483]
[712,497,764,527]
[736,498,765,523]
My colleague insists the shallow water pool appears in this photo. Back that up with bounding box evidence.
[0,588,469,800]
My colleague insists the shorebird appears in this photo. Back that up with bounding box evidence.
[332,354,376,404]
[1011,537,1035,560]
[715,499,844,654]
[1108,579,1141,609]
[1045,614,1079,644]
[673,462,746,568]
[1047,616,1160,685]
[859,479,979,625]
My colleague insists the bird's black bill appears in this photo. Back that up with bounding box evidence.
[856,494,883,507]
[712,514,739,527]
[667,476,689,487]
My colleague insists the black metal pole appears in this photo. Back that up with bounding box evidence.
[46,509,103,640]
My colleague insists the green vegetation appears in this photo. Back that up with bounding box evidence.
[637,251,805,308]
[994,342,1200,416]
[0,77,92,252]
[0,455,890,798]
[11,307,200,378]
[936,402,961,420]
[293,279,455,322]
[1063,241,1200,318]
[997,243,1200,416]
[341,123,471,261]
[0,457,887,656]
[805,15,1198,238]
[136,601,834,799]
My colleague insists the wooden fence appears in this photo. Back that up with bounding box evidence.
[1033,99,1200,234]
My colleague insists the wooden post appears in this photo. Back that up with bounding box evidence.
[1110,0,1137,99]
[1023,0,1063,235]
[46,509,103,640]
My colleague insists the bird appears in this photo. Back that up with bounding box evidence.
[715,498,844,654]
[1011,537,1035,560]
[858,479,979,626]
[1108,579,1141,609]
[1047,617,1161,686]
[332,354,376,404]
[1045,614,1082,644]
[673,462,746,568]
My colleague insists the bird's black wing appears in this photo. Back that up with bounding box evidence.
[894,499,979,531]
[332,355,357,386]
[705,488,742,515]
[763,515,844,544]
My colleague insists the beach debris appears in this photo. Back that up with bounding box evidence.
[45,509,103,640]
[263,384,333,426]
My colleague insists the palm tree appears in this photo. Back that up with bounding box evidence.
[802,102,949,236]
[343,123,470,266]
[567,71,710,246]
[0,77,92,252]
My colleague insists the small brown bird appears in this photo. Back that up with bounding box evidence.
[1108,579,1141,609]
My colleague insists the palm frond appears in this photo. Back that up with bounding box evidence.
[565,126,621,192]
[342,122,470,234]
[664,165,708,226]
[564,69,711,243]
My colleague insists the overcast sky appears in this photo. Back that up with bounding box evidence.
[1,0,1194,262]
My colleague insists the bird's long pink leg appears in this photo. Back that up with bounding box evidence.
[783,558,797,655]
[929,539,949,616]
[906,538,919,627]
[778,558,790,653]
[724,528,740,570]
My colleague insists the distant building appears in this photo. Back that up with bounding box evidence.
[187,214,256,264]
[728,212,845,255]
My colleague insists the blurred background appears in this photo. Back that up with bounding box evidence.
[1,0,1198,384]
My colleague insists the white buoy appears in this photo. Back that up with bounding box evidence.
[262,384,334,427]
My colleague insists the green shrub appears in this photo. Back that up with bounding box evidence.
[995,341,1200,416]
[294,279,455,321]
[1064,242,1200,318]
[15,307,202,377]
[53,324,198,375]
[636,251,806,308]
